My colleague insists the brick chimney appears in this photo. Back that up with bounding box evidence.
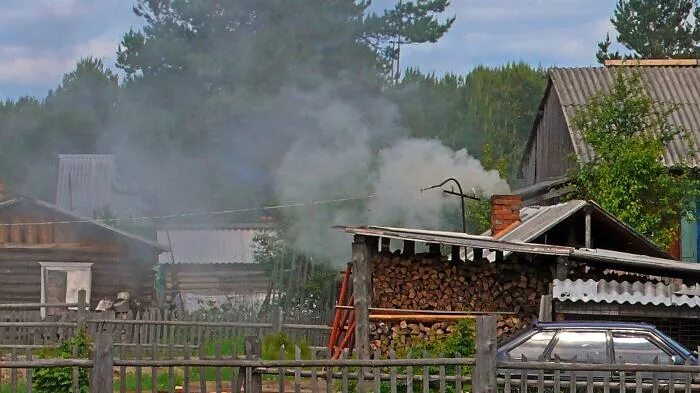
[490,194,522,236]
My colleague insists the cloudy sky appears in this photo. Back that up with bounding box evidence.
[0,0,621,100]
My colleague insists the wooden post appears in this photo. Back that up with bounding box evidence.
[451,246,461,263]
[91,333,113,393]
[77,289,87,332]
[402,240,415,256]
[271,306,284,333]
[352,235,373,361]
[474,316,497,393]
[380,237,390,253]
[245,336,262,393]
[584,209,592,249]
[538,294,553,322]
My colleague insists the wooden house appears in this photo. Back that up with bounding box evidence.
[518,60,700,261]
[0,193,166,310]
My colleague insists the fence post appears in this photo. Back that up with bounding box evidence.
[77,289,87,331]
[474,316,497,393]
[245,335,262,393]
[91,333,113,393]
[272,306,284,333]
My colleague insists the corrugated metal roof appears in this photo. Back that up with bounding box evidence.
[341,225,700,279]
[157,226,268,264]
[56,154,147,218]
[554,278,700,308]
[549,67,700,167]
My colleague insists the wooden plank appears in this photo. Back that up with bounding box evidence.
[119,344,126,393]
[151,340,158,393]
[407,352,414,393]
[183,340,190,393]
[374,350,381,393]
[352,236,374,361]
[423,350,429,393]
[91,334,114,393]
[310,347,318,393]
[293,346,302,393]
[390,350,397,393]
[10,346,17,392]
[341,350,349,393]
[136,339,143,393]
[26,347,33,393]
[198,340,206,393]
[473,316,497,393]
[278,346,285,393]
[215,338,223,393]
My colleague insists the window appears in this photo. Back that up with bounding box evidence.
[507,331,555,360]
[39,262,92,317]
[612,334,673,364]
[551,331,607,363]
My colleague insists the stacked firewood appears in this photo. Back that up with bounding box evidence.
[370,252,551,352]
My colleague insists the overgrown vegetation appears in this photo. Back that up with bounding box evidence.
[568,70,699,248]
[34,328,91,393]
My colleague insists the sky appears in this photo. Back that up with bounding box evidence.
[0,0,621,100]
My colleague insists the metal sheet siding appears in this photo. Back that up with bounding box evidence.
[55,154,147,218]
[554,278,700,308]
[550,67,700,167]
[157,228,261,264]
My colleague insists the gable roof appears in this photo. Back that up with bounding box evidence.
[525,66,700,168]
[56,154,148,218]
[0,197,167,252]
[487,199,669,261]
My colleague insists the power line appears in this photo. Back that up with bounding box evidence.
[0,194,380,227]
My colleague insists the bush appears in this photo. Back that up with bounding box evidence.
[262,332,311,360]
[34,327,92,393]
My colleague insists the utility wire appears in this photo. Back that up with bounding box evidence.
[0,194,381,227]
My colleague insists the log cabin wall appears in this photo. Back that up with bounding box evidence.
[370,251,552,352]
[0,202,158,307]
[161,263,270,296]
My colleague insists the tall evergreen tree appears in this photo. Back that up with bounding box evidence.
[365,0,455,81]
[597,0,700,62]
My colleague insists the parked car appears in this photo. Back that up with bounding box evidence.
[497,321,698,383]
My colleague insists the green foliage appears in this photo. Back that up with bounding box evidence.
[465,196,491,234]
[252,229,338,318]
[568,70,699,248]
[377,319,475,393]
[597,0,700,62]
[262,333,311,360]
[34,328,92,393]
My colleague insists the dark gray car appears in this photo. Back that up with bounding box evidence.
[497,321,697,382]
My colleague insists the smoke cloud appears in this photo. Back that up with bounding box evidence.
[272,84,509,262]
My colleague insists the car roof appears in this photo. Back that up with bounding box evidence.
[534,321,656,330]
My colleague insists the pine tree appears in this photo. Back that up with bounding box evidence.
[365,0,455,81]
[597,0,700,62]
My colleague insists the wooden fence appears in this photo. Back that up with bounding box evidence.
[0,292,331,351]
[0,316,699,392]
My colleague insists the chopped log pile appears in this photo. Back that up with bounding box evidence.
[370,252,551,352]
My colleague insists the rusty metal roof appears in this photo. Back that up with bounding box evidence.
[554,278,700,308]
[539,67,700,167]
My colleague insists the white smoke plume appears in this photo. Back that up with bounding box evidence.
[273,86,509,263]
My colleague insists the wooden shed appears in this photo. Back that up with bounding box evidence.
[0,196,166,309]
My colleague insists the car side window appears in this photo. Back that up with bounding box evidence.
[550,331,607,363]
[507,331,555,360]
[612,334,674,365]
